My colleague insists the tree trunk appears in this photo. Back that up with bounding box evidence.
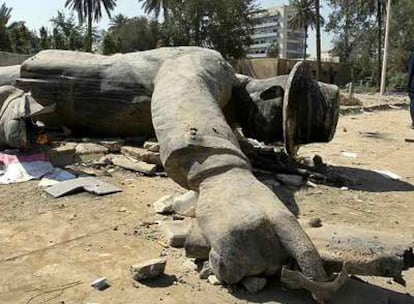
[377,0,382,89]
[315,0,322,80]
[87,13,93,52]
[303,26,307,60]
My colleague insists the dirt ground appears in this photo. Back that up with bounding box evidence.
[0,107,413,304]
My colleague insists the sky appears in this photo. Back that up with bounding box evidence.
[4,0,334,56]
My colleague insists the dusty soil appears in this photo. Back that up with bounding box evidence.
[0,108,413,304]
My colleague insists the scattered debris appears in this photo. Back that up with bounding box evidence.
[91,277,110,291]
[0,152,53,184]
[207,275,221,286]
[143,141,160,152]
[121,146,162,166]
[199,261,212,280]
[38,168,76,187]
[242,277,267,294]
[160,220,192,248]
[308,217,323,228]
[48,142,77,167]
[99,139,124,153]
[44,177,122,198]
[76,143,108,162]
[130,258,167,281]
[374,170,401,180]
[153,191,198,217]
[110,155,157,175]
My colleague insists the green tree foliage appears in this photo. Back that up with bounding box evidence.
[65,0,117,52]
[0,2,12,51]
[105,16,162,53]
[163,0,256,61]
[267,43,279,58]
[50,11,85,50]
[139,0,170,21]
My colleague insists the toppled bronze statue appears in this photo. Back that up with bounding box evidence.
[0,47,343,300]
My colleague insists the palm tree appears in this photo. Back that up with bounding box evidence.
[139,0,170,22]
[289,0,318,60]
[109,13,129,31]
[65,0,117,52]
[315,0,321,80]
[0,2,12,51]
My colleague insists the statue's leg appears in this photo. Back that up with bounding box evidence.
[151,50,329,287]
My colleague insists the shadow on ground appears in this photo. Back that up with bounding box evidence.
[232,278,414,304]
[327,166,414,192]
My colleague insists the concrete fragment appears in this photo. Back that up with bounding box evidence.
[207,275,221,285]
[130,258,167,281]
[308,217,322,228]
[111,155,157,175]
[76,143,108,162]
[76,143,108,155]
[99,139,124,153]
[91,277,110,290]
[161,220,192,248]
[121,146,162,166]
[45,177,122,198]
[48,142,77,167]
[143,141,160,152]
[275,174,304,186]
[153,195,174,214]
[199,261,212,279]
[242,277,267,293]
[172,191,198,217]
[153,191,198,217]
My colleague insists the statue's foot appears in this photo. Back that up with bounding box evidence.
[195,167,326,284]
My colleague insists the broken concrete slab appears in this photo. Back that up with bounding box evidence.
[76,143,108,162]
[130,258,167,281]
[161,220,192,248]
[242,277,267,294]
[44,177,122,198]
[48,143,77,167]
[121,146,162,166]
[153,191,198,217]
[153,195,175,214]
[110,155,157,175]
[207,275,221,285]
[143,141,160,152]
[99,139,124,153]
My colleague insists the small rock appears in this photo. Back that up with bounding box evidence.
[207,275,221,286]
[91,277,110,290]
[161,221,192,248]
[48,142,77,167]
[242,277,267,294]
[143,141,160,152]
[130,258,167,281]
[100,139,124,153]
[153,195,175,214]
[308,217,323,228]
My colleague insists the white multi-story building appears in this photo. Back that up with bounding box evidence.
[247,5,306,59]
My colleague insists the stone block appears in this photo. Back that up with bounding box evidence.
[130,258,167,281]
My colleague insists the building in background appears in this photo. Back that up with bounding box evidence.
[247,5,306,59]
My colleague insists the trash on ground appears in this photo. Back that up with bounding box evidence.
[0,152,53,184]
[91,277,110,291]
[341,151,358,158]
[44,177,122,198]
[38,168,76,187]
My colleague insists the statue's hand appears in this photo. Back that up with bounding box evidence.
[197,167,324,284]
